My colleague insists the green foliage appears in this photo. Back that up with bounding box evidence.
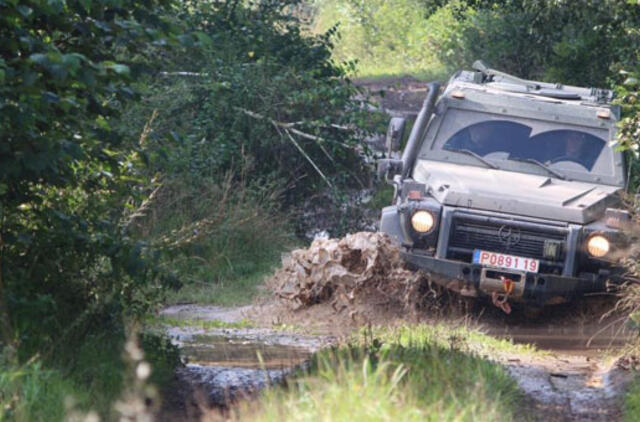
[427,0,640,86]
[313,0,447,79]
[614,68,640,191]
[0,361,75,422]
[124,0,377,202]
[140,332,182,390]
[315,0,640,86]
[0,0,181,363]
[244,324,525,421]
[625,379,640,422]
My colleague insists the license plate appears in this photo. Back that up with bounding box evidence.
[472,250,539,273]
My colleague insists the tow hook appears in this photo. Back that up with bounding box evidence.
[491,276,515,314]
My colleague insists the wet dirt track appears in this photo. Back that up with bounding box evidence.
[159,299,637,422]
[160,305,332,410]
[477,300,637,421]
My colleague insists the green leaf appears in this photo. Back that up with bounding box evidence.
[16,5,32,17]
[624,77,638,86]
[79,0,91,12]
[0,183,7,195]
[194,31,213,46]
[29,53,48,65]
[107,63,130,75]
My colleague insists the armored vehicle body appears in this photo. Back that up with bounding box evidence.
[378,61,631,309]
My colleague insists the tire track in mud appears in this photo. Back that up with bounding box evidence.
[480,302,636,422]
[159,301,637,422]
[503,350,630,421]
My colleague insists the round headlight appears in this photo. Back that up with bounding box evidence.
[411,210,435,233]
[587,235,610,258]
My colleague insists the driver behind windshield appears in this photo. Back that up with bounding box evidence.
[446,123,499,156]
[544,130,604,170]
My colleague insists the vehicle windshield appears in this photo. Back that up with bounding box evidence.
[423,108,618,183]
[443,120,605,171]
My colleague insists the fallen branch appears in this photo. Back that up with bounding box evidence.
[273,123,334,189]
[234,106,354,149]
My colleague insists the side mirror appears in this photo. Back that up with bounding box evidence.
[385,117,406,155]
[377,158,403,181]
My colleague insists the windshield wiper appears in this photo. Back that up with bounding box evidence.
[509,157,567,180]
[445,147,499,169]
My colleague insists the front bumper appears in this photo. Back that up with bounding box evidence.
[401,250,611,306]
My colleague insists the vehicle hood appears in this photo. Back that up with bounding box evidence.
[412,160,621,224]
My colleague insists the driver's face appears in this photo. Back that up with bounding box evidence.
[469,125,493,144]
[566,135,583,156]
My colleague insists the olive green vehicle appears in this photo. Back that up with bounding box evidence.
[378,61,631,309]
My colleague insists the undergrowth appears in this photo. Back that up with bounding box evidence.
[235,324,526,421]
[312,0,449,80]
[0,330,179,421]
[140,171,293,306]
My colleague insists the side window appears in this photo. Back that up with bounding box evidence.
[443,120,531,157]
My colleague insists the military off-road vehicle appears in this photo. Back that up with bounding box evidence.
[378,61,631,310]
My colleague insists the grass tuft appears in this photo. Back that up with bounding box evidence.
[146,315,253,330]
[236,323,526,421]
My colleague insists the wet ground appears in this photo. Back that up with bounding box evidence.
[476,302,637,421]
[159,300,637,421]
[160,305,332,408]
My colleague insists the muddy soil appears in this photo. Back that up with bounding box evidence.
[355,76,432,117]
[477,301,637,421]
[157,305,333,420]
[158,298,637,422]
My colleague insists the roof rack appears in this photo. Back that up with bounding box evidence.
[469,60,614,104]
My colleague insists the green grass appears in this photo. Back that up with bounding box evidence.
[624,377,640,422]
[1,330,181,422]
[237,323,527,421]
[146,315,253,329]
[0,361,79,422]
[164,265,277,306]
[312,0,451,80]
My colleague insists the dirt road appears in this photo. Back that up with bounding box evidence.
[480,302,635,421]
[158,298,636,422]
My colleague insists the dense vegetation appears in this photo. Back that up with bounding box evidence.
[314,1,640,84]
[4,0,640,420]
[0,0,375,419]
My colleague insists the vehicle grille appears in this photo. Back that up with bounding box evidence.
[446,213,568,273]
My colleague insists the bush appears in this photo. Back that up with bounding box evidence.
[312,0,447,79]
[0,0,182,364]
[426,0,640,86]
[123,0,378,205]
[0,361,75,422]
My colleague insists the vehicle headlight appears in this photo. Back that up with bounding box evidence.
[411,210,435,233]
[587,235,610,258]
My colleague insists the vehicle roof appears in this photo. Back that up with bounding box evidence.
[445,61,619,118]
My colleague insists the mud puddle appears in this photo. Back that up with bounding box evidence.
[479,311,637,421]
[489,318,636,357]
[161,305,331,407]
